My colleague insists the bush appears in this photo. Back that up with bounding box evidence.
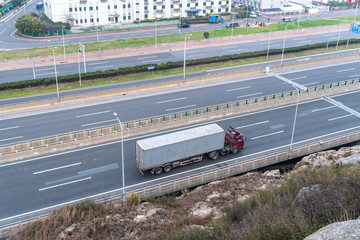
[126,192,140,206]
[203,32,209,39]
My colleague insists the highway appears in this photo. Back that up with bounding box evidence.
[1,58,360,146]
[0,89,359,228]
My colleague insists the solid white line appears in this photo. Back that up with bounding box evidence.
[156,97,187,104]
[293,37,306,40]
[187,54,205,57]
[81,119,116,127]
[35,73,53,76]
[226,86,252,92]
[236,92,263,99]
[0,136,23,142]
[137,56,157,60]
[33,162,82,175]
[251,130,284,140]
[91,65,114,69]
[39,177,91,191]
[236,120,269,129]
[303,82,319,86]
[222,46,238,49]
[328,114,353,121]
[0,29,5,35]
[0,126,19,131]
[349,74,360,78]
[166,104,196,112]
[336,68,355,73]
[288,76,307,81]
[142,59,162,63]
[228,49,244,52]
[187,50,199,53]
[36,68,55,72]
[88,62,109,66]
[76,110,111,118]
[299,40,313,43]
[312,106,336,112]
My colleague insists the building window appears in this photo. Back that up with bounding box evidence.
[79,7,82,11]
[211,2,214,5]
[153,6,156,9]
[210,9,213,12]
[171,4,173,8]
[218,1,221,4]
[97,18,99,22]
[85,19,87,23]
[76,20,78,23]
[162,5,165,9]
[80,19,83,23]
[136,17,139,20]
[203,2,206,6]
[226,0,229,3]
[90,18,94,22]
[108,5,110,9]
[108,17,111,21]
[69,7,73,12]
[195,2,198,6]
[123,16,126,20]
[114,5,117,9]
[128,3,131,8]
[96,6,98,10]
[203,10,205,13]
[136,2,139,5]
[218,8,221,12]
[128,16,131,19]
[187,3,190,7]
[145,14,148,18]
[84,7,86,11]
[89,6,93,10]
[179,3,182,7]
[75,7,77,11]
[145,6,147,10]
[123,4,125,8]
[226,7,228,11]
[136,10,139,13]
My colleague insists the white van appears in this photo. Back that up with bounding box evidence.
[250,12,257,18]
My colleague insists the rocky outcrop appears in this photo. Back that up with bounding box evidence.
[304,219,360,240]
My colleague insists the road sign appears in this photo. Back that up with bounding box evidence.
[79,43,85,52]
[351,23,360,34]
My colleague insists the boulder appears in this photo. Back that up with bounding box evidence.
[337,153,360,166]
[292,184,322,213]
[304,219,360,240]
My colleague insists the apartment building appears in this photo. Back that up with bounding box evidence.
[43,0,231,27]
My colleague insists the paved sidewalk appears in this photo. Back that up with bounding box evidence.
[0,24,347,71]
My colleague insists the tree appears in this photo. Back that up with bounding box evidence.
[15,14,42,33]
[11,0,23,7]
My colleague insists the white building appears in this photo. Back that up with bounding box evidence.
[43,0,232,27]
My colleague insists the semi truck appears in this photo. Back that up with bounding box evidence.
[207,15,224,24]
[135,124,244,175]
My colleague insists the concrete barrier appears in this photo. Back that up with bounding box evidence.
[1,79,359,163]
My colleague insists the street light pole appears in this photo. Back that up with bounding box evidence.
[113,112,125,204]
[155,18,157,50]
[266,28,277,61]
[289,85,300,157]
[297,10,300,32]
[183,34,192,82]
[96,24,99,42]
[336,23,342,51]
[231,14,234,42]
[62,26,66,60]
[281,23,293,66]
[52,47,60,102]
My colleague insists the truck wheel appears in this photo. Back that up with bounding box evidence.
[232,148,239,154]
[209,151,219,160]
[154,167,163,175]
[164,165,172,172]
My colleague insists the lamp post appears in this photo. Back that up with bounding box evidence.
[297,10,300,32]
[52,47,60,102]
[266,28,277,61]
[231,14,234,42]
[289,85,300,157]
[155,18,157,50]
[183,33,192,82]
[281,23,294,66]
[62,26,66,60]
[96,24,99,42]
[336,23,342,51]
[113,112,125,204]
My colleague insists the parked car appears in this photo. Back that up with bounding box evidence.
[282,17,292,22]
[249,12,257,18]
[226,22,239,28]
[179,23,190,28]
[255,10,261,16]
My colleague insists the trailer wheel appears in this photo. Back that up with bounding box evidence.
[232,148,239,154]
[164,165,172,172]
[154,167,163,175]
[209,151,219,160]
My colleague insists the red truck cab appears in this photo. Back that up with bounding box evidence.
[225,126,244,154]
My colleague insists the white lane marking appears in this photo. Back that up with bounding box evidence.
[91,65,114,69]
[288,76,307,81]
[349,74,360,78]
[137,56,157,60]
[145,32,150,35]
[166,104,196,112]
[323,34,335,37]
[293,37,306,40]
[157,97,187,104]
[88,62,109,66]
[36,68,55,72]
[236,92,263,99]
[251,130,284,140]
[0,126,19,131]
[336,68,355,73]
[187,50,199,53]
[312,106,336,112]
[0,136,23,142]
[268,44,280,47]
[328,114,353,121]
[39,177,92,191]
[33,162,82,175]
[299,40,312,44]
[76,110,111,118]
[0,29,5,35]
[81,119,116,127]
[296,58,311,62]
[222,46,238,49]
[236,120,269,129]
[303,82,319,86]
[226,86,252,92]
[142,59,162,63]
[228,49,244,52]
[187,54,205,57]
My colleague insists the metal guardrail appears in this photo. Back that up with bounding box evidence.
[1,78,359,157]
